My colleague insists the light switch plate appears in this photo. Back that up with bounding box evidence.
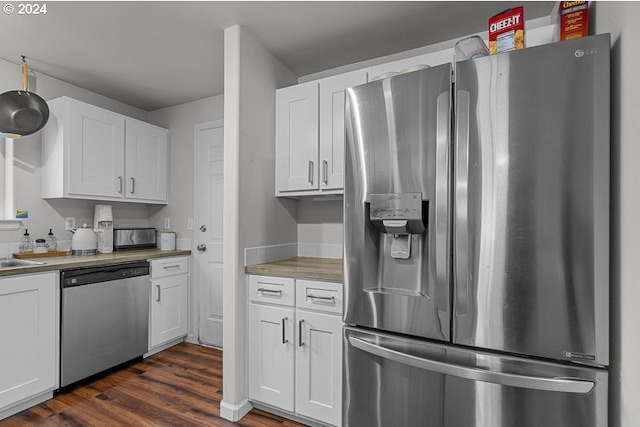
[65,217,76,230]
[164,218,171,229]
[187,218,193,230]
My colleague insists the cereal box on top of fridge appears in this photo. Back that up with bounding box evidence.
[488,7,525,54]
[558,1,589,41]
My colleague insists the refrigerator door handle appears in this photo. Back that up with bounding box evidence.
[455,90,471,314]
[349,336,594,394]
[435,91,450,312]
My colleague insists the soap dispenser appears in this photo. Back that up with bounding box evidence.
[19,229,33,253]
[46,228,57,252]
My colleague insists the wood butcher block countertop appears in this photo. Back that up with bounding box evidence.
[245,257,343,283]
[0,249,192,278]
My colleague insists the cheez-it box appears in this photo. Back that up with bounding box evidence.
[488,7,525,55]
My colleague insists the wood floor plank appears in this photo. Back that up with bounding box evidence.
[0,343,308,427]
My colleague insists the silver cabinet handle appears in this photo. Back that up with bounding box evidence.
[307,293,335,302]
[156,284,161,302]
[118,176,123,193]
[308,160,314,184]
[298,319,304,347]
[455,90,470,315]
[349,336,594,394]
[163,265,181,270]
[258,288,282,295]
[130,177,136,194]
[322,159,328,184]
[281,317,288,344]
[435,91,450,314]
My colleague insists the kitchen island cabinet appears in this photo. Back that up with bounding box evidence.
[42,96,168,204]
[247,274,343,427]
[0,272,58,420]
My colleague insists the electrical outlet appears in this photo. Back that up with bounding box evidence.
[164,218,171,230]
[65,217,76,230]
[187,218,193,231]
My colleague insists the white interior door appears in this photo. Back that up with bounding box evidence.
[195,120,224,347]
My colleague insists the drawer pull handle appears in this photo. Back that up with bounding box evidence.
[282,317,288,344]
[163,265,181,270]
[156,284,161,302]
[258,288,283,295]
[307,294,335,302]
[299,319,305,347]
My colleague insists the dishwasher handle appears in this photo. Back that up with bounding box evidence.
[61,261,150,288]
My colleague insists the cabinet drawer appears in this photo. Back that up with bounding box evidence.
[249,275,295,306]
[296,280,343,315]
[151,257,189,279]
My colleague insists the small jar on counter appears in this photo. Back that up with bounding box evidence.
[34,238,47,254]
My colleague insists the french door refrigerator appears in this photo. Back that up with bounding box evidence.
[343,34,610,427]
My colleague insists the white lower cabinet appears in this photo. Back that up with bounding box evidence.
[0,272,58,419]
[249,303,295,411]
[295,309,343,427]
[248,275,343,426]
[149,257,189,351]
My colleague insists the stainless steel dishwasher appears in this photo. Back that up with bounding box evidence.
[60,261,150,388]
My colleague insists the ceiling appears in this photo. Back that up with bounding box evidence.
[0,1,554,111]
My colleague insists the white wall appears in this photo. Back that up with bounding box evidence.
[148,95,224,242]
[0,57,151,247]
[297,198,343,245]
[593,3,640,427]
[221,25,298,421]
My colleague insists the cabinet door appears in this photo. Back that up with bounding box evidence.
[295,310,343,426]
[276,81,319,193]
[149,274,188,349]
[125,119,168,202]
[319,70,367,191]
[68,100,126,198]
[249,304,295,411]
[0,273,57,411]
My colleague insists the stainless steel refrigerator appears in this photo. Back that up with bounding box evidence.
[343,34,610,427]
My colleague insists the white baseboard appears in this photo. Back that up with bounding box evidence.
[143,336,186,358]
[220,399,252,422]
[0,390,53,421]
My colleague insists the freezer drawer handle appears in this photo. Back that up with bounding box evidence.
[349,336,594,394]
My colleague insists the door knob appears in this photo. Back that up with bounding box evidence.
[200,225,207,232]
[196,244,207,253]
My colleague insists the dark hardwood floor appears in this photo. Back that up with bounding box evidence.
[0,343,306,427]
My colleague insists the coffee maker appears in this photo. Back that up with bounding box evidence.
[93,204,113,253]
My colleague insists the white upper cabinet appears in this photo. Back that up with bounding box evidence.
[276,70,367,197]
[42,96,168,204]
[67,99,126,199]
[276,81,319,193]
[125,119,168,202]
[318,70,367,191]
